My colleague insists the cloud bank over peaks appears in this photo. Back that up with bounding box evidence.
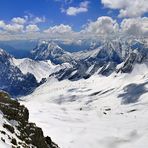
[44,24,73,34]
[0,16,147,41]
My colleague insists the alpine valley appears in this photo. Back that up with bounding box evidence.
[0,37,148,148]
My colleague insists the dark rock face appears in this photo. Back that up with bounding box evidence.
[3,123,15,133]
[117,49,148,73]
[43,39,147,81]
[0,91,59,148]
[0,48,39,97]
[119,52,137,73]
[31,41,75,64]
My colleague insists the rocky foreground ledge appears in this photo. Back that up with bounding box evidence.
[0,91,59,148]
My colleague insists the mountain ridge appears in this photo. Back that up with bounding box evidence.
[0,38,147,96]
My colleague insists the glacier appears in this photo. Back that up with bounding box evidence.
[20,63,148,148]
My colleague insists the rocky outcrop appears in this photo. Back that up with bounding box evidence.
[0,48,39,97]
[0,91,59,148]
[116,49,148,73]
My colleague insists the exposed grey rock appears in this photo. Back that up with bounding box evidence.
[0,91,59,148]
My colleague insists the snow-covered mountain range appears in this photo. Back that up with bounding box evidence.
[30,39,148,80]
[0,38,148,148]
[0,38,147,97]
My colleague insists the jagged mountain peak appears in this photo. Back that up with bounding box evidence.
[0,48,12,59]
[33,40,63,53]
[0,48,39,97]
[0,48,6,55]
[46,38,148,81]
[31,40,75,64]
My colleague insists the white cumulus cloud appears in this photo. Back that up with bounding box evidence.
[101,0,148,18]
[44,24,73,34]
[83,16,119,37]
[65,1,90,16]
[121,17,148,37]
[3,24,24,33]
[26,24,40,32]
[11,17,26,25]
[0,20,6,28]
[30,16,46,24]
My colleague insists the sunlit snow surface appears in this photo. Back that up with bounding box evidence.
[20,64,148,148]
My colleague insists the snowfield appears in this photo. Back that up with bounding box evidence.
[20,63,148,148]
[12,58,56,82]
[13,57,73,82]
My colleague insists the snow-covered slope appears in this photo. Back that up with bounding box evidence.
[20,63,148,148]
[13,58,55,82]
[13,57,74,82]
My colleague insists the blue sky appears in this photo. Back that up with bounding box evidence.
[0,0,114,31]
[0,0,147,40]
